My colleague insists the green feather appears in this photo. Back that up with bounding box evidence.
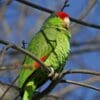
[19,14,71,100]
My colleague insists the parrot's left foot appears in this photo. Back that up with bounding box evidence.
[48,67,54,77]
[48,67,59,80]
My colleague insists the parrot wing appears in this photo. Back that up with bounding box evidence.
[19,28,57,88]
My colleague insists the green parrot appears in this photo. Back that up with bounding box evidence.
[19,12,71,100]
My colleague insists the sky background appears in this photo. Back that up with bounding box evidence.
[0,0,100,100]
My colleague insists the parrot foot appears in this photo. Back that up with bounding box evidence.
[48,67,59,80]
[48,67,54,77]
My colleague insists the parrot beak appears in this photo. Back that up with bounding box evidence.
[63,17,70,29]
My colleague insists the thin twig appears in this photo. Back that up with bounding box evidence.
[0,81,19,90]
[62,69,100,76]
[60,80,100,91]
[54,76,100,96]
[61,0,69,11]
[70,17,100,29]
[22,40,28,49]
[0,62,21,71]
[0,65,17,71]
[16,0,53,13]
[4,42,100,57]
[71,45,100,55]
[32,68,100,99]
[0,39,51,74]
[71,40,100,47]
[16,0,100,29]
[0,44,13,65]
[0,75,19,100]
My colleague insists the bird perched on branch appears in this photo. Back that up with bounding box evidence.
[19,11,71,100]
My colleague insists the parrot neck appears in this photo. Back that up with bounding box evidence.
[42,26,71,38]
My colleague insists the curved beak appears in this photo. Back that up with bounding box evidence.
[63,17,70,29]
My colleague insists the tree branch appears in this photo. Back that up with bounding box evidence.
[16,0,53,13]
[2,39,100,57]
[16,0,100,29]
[71,45,100,55]
[71,40,100,47]
[32,68,100,99]
[0,63,20,71]
[62,69,100,76]
[54,76,100,96]
[0,76,19,100]
[0,39,51,75]
[60,80,100,91]
[61,0,69,11]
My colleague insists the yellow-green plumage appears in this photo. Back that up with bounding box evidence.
[19,13,71,100]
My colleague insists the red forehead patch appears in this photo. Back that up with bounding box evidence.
[56,12,69,19]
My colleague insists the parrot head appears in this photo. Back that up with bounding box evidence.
[55,12,70,29]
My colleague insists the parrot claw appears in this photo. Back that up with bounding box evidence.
[48,67,54,77]
[48,67,59,80]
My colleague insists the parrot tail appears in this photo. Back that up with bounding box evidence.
[22,81,36,100]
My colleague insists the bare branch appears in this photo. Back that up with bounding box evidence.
[61,0,69,11]
[70,17,100,29]
[62,69,100,76]
[0,81,19,100]
[60,80,100,91]
[32,68,100,99]
[16,0,53,13]
[0,44,14,65]
[0,76,19,100]
[0,62,20,71]
[16,0,100,29]
[70,0,96,34]
[71,40,100,47]
[3,39,100,57]
[0,39,51,75]
[71,45,100,56]
[54,76,100,96]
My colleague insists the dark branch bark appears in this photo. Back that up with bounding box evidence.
[16,0,100,29]
[62,69,100,76]
[60,80,100,91]
[0,39,51,75]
